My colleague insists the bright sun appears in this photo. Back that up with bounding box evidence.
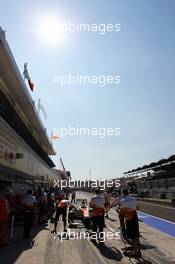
[36,15,66,46]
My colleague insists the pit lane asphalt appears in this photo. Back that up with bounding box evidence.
[136,200,175,223]
[0,191,175,264]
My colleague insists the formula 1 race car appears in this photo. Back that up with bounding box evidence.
[68,199,92,229]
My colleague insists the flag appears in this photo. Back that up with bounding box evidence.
[23,63,35,92]
[28,79,34,92]
[37,99,47,120]
[51,132,60,141]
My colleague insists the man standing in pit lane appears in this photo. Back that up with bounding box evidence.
[71,190,76,203]
[110,189,127,240]
[23,189,36,239]
[104,190,110,218]
[120,189,141,258]
[57,189,65,203]
[48,192,56,223]
[51,196,74,234]
[89,189,105,245]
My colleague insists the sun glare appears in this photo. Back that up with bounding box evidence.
[36,15,66,46]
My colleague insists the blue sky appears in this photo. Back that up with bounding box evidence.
[1,0,175,180]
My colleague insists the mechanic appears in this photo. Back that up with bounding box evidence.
[48,192,56,223]
[110,189,127,240]
[104,190,110,218]
[89,189,105,244]
[23,189,36,239]
[120,189,141,258]
[51,198,73,233]
[71,191,76,203]
[57,189,65,202]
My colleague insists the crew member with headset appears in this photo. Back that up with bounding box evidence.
[51,195,73,234]
[120,189,141,258]
[110,189,127,240]
[89,189,105,244]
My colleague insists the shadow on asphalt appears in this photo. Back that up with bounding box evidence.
[91,241,123,261]
[121,243,156,253]
[140,243,156,250]
[137,259,156,264]
[107,217,117,222]
[128,258,154,264]
[0,223,48,264]
[123,251,156,264]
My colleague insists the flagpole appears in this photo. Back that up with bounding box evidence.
[38,98,40,113]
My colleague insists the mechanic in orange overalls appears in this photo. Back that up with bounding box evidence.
[51,197,73,233]
[89,189,105,244]
[120,189,141,258]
